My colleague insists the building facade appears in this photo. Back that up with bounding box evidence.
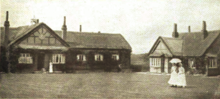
[149,21,220,76]
[0,11,132,73]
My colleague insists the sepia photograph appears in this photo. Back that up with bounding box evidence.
[1,0,220,98]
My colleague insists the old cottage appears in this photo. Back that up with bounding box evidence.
[149,21,220,76]
[0,11,132,73]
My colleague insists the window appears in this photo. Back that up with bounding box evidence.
[18,53,33,64]
[208,58,217,68]
[112,54,119,61]
[52,54,65,64]
[150,58,161,67]
[95,54,103,61]
[77,54,86,61]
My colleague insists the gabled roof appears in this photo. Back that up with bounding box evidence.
[4,23,69,47]
[1,24,132,50]
[178,30,220,56]
[54,31,132,50]
[149,36,182,57]
[149,30,220,57]
[161,37,183,56]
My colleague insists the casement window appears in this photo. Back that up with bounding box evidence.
[18,53,33,64]
[77,54,86,61]
[208,58,218,68]
[112,54,119,61]
[95,54,103,61]
[150,58,161,67]
[52,54,65,64]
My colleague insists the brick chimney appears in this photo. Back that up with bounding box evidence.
[61,16,67,40]
[80,25,82,32]
[202,21,208,39]
[188,26,191,33]
[4,11,10,47]
[172,23,178,38]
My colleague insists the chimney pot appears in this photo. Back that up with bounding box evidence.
[6,11,9,21]
[202,21,208,39]
[64,16,66,25]
[4,11,10,47]
[202,21,206,31]
[174,23,177,32]
[80,25,82,32]
[172,23,178,38]
[188,26,191,33]
[62,16,67,40]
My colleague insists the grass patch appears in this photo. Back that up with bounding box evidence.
[0,73,219,98]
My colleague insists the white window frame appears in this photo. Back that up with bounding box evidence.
[112,54,119,61]
[95,54,103,61]
[18,53,33,64]
[150,58,161,67]
[77,54,86,61]
[208,58,218,68]
[52,54,65,64]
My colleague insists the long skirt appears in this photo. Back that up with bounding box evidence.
[168,72,178,85]
[49,65,53,73]
[177,74,187,87]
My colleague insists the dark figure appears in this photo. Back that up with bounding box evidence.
[117,64,122,72]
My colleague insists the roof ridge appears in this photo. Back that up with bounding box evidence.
[180,30,220,34]
[54,30,121,35]
[160,36,182,40]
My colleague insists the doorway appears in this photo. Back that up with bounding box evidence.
[164,58,169,73]
[37,52,45,70]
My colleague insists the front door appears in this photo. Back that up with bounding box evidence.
[161,58,164,73]
[164,58,169,73]
[37,52,45,70]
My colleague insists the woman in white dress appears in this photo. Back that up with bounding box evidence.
[168,63,178,87]
[177,63,187,88]
[49,61,53,73]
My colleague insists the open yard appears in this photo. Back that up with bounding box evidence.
[0,73,220,98]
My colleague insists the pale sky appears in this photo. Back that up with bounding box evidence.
[1,0,220,54]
